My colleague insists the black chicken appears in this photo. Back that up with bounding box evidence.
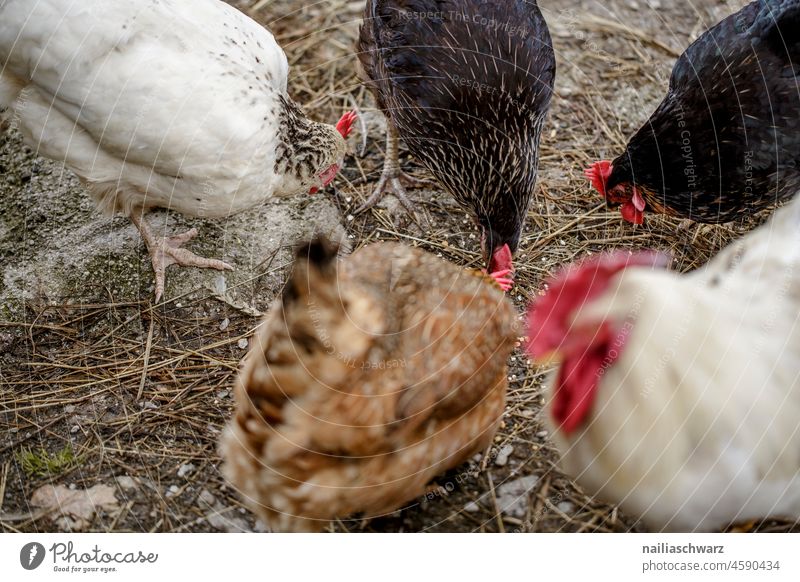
[587,0,800,225]
[357,0,555,284]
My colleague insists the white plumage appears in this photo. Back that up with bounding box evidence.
[530,196,800,531]
[0,0,352,299]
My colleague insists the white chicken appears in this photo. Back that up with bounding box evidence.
[0,0,356,300]
[526,196,800,532]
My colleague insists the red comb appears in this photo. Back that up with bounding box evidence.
[584,160,613,197]
[336,110,357,139]
[526,250,669,358]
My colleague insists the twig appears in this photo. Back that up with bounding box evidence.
[137,317,156,400]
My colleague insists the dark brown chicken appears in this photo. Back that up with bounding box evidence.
[220,238,517,532]
[587,0,800,225]
[357,0,555,284]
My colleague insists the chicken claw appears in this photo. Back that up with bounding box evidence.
[356,124,434,217]
[131,212,233,302]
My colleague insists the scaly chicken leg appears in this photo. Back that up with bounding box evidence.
[356,124,433,215]
[130,211,233,302]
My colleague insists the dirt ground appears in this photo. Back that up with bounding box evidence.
[1,0,797,533]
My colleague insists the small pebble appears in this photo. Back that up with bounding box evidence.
[464,501,480,513]
[214,276,227,296]
[219,318,230,331]
[494,444,514,467]
[557,501,575,514]
[237,338,249,350]
[116,476,138,492]
[178,463,196,478]
[199,490,217,506]
[536,430,549,438]
[495,475,540,518]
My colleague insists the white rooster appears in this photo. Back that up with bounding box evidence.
[526,197,800,532]
[0,0,356,300]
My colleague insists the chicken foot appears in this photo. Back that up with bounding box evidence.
[130,211,233,302]
[356,124,434,216]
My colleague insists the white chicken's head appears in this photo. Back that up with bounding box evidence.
[273,101,356,197]
[308,111,356,195]
[525,251,669,435]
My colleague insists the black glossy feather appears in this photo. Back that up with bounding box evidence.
[608,0,800,223]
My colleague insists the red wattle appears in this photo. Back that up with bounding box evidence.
[632,186,646,212]
[489,244,513,275]
[552,323,631,435]
[552,349,603,435]
[487,244,514,292]
[620,201,644,225]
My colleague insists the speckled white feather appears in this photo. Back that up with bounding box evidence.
[0,0,325,217]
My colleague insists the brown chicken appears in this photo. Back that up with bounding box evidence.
[220,238,517,532]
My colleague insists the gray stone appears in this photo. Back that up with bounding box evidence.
[495,475,540,518]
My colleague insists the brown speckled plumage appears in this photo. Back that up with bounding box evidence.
[273,96,344,183]
[220,238,517,532]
